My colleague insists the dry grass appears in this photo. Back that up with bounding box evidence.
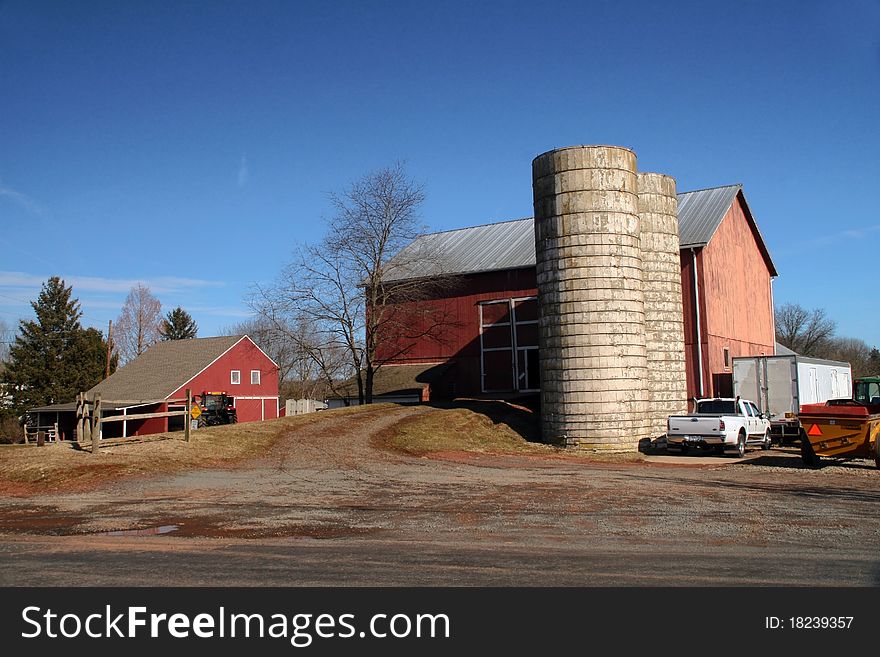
[0,404,380,495]
[374,400,646,463]
[373,400,561,455]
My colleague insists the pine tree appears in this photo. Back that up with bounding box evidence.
[3,277,113,414]
[160,307,198,341]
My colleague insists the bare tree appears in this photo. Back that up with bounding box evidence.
[114,283,163,363]
[225,315,338,401]
[818,336,875,378]
[0,318,11,363]
[775,303,836,356]
[252,163,458,404]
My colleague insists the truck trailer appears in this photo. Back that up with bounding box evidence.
[732,354,852,443]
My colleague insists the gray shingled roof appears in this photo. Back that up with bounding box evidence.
[774,342,797,356]
[87,335,244,402]
[385,185,776,280]
[331,362,452,399]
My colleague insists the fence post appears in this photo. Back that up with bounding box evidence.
[76,393,83,442]
[185,388,192,443]
[83,395,92,444]
[92,394,102,454]
[37,431,45,447]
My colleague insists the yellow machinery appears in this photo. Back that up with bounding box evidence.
[798,377,880,468]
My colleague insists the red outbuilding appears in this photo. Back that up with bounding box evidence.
[30,335,279,440]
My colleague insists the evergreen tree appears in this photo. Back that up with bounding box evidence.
[3,277,113,413]
[160,307,198,340]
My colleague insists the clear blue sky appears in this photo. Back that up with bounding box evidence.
[1,0,878,346]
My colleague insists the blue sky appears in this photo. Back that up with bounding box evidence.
[1,0,879,347]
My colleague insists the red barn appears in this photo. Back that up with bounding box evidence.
[371,184,777,405]
[31,335,279,440]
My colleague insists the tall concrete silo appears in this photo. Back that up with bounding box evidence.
[532,146,651,451]
[638,173,688,435]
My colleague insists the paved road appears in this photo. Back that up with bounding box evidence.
[2,405,879,586]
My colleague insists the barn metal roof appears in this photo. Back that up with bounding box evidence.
[676,184,742,248]
[386,184,777,280]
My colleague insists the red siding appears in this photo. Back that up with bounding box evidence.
[701,194,775,397]
[376,269,537,395]
[171,337,280,423]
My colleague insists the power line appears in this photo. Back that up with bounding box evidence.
[0,292,31,304]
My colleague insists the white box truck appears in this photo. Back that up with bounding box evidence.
[732,354,852,443]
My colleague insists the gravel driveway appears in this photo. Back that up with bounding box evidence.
[1,404,878,586]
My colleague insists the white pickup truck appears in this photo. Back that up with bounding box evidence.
[666,397,772,457]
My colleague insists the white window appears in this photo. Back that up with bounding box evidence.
[251,370,261,385]
[230,370,241,385]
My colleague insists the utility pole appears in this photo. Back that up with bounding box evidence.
[105,319,113,379]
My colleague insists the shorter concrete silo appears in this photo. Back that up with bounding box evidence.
[638,172,688,436]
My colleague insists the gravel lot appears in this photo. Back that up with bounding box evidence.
[1,404,878,586]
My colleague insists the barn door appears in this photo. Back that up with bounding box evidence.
[479,300,514,392]
[480,297,540,393]
[512,298,539,391]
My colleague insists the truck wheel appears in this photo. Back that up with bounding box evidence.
[761,430,771,451]
[800,433,821,467]
[732,431,746,458]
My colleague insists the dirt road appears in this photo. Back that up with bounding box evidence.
[2,404,879,586]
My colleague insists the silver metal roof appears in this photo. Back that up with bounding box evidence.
[386,185,776,280]
[385,217,535,281]
[676,184,742,248]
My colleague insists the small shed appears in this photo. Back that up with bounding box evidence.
[29,335,279,439]
[326,362,453,408]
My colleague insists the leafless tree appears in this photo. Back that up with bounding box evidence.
[225,315,339,402]
[819,336,874,378]
[775,303,836,356]
[252,163,458,404]
[0,318,11,363]
[114,283,163,363]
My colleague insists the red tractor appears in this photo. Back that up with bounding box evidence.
[197,391,238,427]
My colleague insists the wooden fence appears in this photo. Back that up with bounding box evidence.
[23,424,59,445]
[76,388,194,453]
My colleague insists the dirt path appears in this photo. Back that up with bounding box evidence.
[2,404,879,586]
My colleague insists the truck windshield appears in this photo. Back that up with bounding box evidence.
[854,380,880,405]
[696,400,736,414]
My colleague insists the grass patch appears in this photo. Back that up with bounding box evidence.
[374,400,646,463]
[0,404,387,495]
[374,400,561,456]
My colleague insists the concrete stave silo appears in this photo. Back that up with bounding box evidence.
[638,172,688,436]
[532,145,651,451]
